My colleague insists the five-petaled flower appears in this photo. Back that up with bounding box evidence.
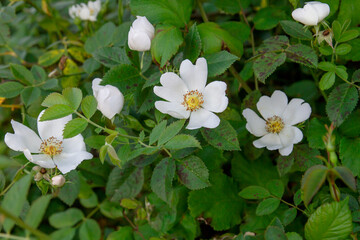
[4,111,93,174]
[128,16,155,52]
[153,58,228,130]
[242,90,311,156]
[69,0,101,22]
[292,1,330,26]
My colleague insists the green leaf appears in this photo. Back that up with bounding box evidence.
[10,63,35,85]
[0,81,24,98]
[339,110,360,137]
[319,71,335,90]
[256,198,281,216]
[204,51,239,77]
[1,175,32,232]
[335,43,352,55]
[286,232,303,240]
[184,23,202,63]
[164,134,201,150]
[176,155,210,190]
[38,49,64,67]
[84,22,116,54]
[93,46,131,68]
[58,171,80,206]
[334,66,348,81]
[332,20,342,41]
[151,25,184,67]
[338,30,359,43]
[106,166,144,202]
[31,65,47,83]
[83,58,101,74]
[42,93,70,107]
[301,165,328,206]
[25,195,52,230]
[306,118,327,149]
[81,96,97,119]
[201,120,240,151]
[265,226,287,240]
[120,198,140,209]
[107,227,134,240]
[40,104,74,121]
[79,219,101,240]
[305,198,353,240]
[318,61,335,72]
[266,179,284,198]
[150,158,175,203]
[293,145,321,172]
[339,138,360,177]
[285,44,318,68]
[102,64,142,94]
[331,166,356,191]
[130,0,193,27]
[99,199,123,219]
[188,173,243,231]
[62,88,82,110]
[63,118,88,139]
[253,52,286,83]
[21,87,41,107]
[149,120,167,145]
[239,186,270,199]
[49,208,84,229]
[213,0,247,14]
[282,208,297,226]
[51,228,76,240]
[280,20,312,40]
[254,7,285,30]
[158,119,185,145]
[326,83,358,127]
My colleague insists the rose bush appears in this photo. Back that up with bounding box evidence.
[0,0,359,239]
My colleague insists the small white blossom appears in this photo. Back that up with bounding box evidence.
[69,0,101,22]
[92,78,124,119]
[128,16,155,51]
[153,58,228,130]
[51,175,66,187]
[242,90,311,156]
[4,111,93,174]
[292,1,330,26]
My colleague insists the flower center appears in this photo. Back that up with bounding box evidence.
[40,137,63,157]
[182,90,204,112]
[265,116,285,134]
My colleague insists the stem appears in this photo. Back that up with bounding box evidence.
[123,210,146,240]
[0,206,50,240]
[310,69,328,101]
[197,0,209,22]
[229,66,252,94]
[140,52,145,71]
[271,195,308,216]
[118,0,123,24]
[0,233,29,240]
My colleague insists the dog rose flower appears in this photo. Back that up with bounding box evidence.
[69,0,101,22]
[128,16,155,51]
[154,58,228,130]
[242,90,311,156]
[292,1,330,26]
[51,175,66,187]
[4,112,93,174]
[92,78,124,119]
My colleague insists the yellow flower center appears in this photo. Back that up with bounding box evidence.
[265,116,285,134]
[89,8,94,15]
[182,90,204,112]
[40,137,63,157]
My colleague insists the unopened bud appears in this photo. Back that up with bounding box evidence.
[34,172,43,182]
[51,175,66,187]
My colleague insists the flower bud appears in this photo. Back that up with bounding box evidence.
[51,175,66,187]
[292,1,330,26]
[92,78,124,119]
[128,16,155,52]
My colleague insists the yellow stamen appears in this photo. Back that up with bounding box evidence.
[265,115,285,134]
[40,137,63,157]
[182,90,204,112]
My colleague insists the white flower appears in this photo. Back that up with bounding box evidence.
[153,58,228,130]
[4,112,93,174]
[51,175,66,187]
[292,1,330,26]
[92,78,124,119]
[242,90,311,156]
[68,0,101,22]
[128,16,155,52]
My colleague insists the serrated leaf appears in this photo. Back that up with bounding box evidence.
[10,63,35,85]
[239,186,270,199]
[184,23,202,62]
[40,104,74,121]
[301,165,328,206]
[266,179,284,198]
[305,198,352,240]
[319,71,335,90]
[63,118,88,139]
[62,88,82,110]
[149,120,167,145]
[164,134,201,150]
[150,158,175,203]
[204,51,238,77]
[49,208,84,229]
[326,83,358,126]
[0,81,24,98]
[81,96,97,119]
[253,52,286,83]
[201,120,240,151]
[176,156,210,190]
[42,93,70,107]
[38,49,64,67]
[93,46,131,68]
[158,119,185,145]
[256,198,281,216]
[280,20,312,40]
[286,44,318,68]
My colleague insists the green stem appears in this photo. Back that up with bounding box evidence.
[271,195,309,216]
[140,51,145,71]
[229,66,252,93]
[0,162,30,197]
[0,206,50,240]
[310,69,328,101]
[118,0,123,24]
[197,0,209,22]
[0,233,29,240]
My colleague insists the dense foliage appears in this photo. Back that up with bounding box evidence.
[0,0,360,239]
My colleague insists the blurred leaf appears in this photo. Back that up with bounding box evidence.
[93,46,131,68]
[50,228,76,240]
[0,81,24,98]
[282,208,297,226]
[85,22,116,54]
[63,118,88,139]
[343,39,360,61]
[285,80,318,102]
[256,198,281,216]
[212,0,249,14]
[108,227,134,240]
[280,20,313,40]
[204,50,238,77]
[253,52,286,83]
[266,180,284,198]
[336,43,352,55]
[31,65,46,83]
[176,155,210,190]
[79,219,101,240]
[99,199,123,219]
[219,21,251,43]
[292,145,321,172]
[49,208,84,229]
[184,23,202,63]
[120,198,140,209]
[0,24,10,45]
[21,86,41,107]
[339,138,360,177]
[10,64,35,85]
[265,226,287,240]
[239,186,270,199]
[151,158,175,203]
[319,71,335,90]
[38,50,64,67]
[306,118,327,150]
[58,171,80,206]
[331,166,356,191]
[68,47,87,63]
[81,96,97,119]
[339,110,360,137]
[83,58,101,74]
[301,165,328,206]
[61,59,82,88]
[254,7,285,30]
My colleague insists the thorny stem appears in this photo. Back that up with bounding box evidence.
[123,210,146,240]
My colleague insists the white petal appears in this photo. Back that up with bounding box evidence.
[278,125,295,147]
[293,126,303,144]
[253,133,282,150]
[180,58,208,91]
[155,101,190,119]
[257,90,288,120]
[186,108,220,130]
[62,135,86,153]
[306,2,330,22]
[202,81,228,113]
[24,151,56,169]
[38,110,72,140]
[282,98,311,125]
[4,120,42,153]
[242,109,267,137]
[291,5,319,26]
[54,152,93,174]
[153,72,188,103]
[79,6,90,20]
[95,85,124,119]
[92,78,102,98]
[128,28,151,51]
[279,144,294,156]
[133,16,155,40]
